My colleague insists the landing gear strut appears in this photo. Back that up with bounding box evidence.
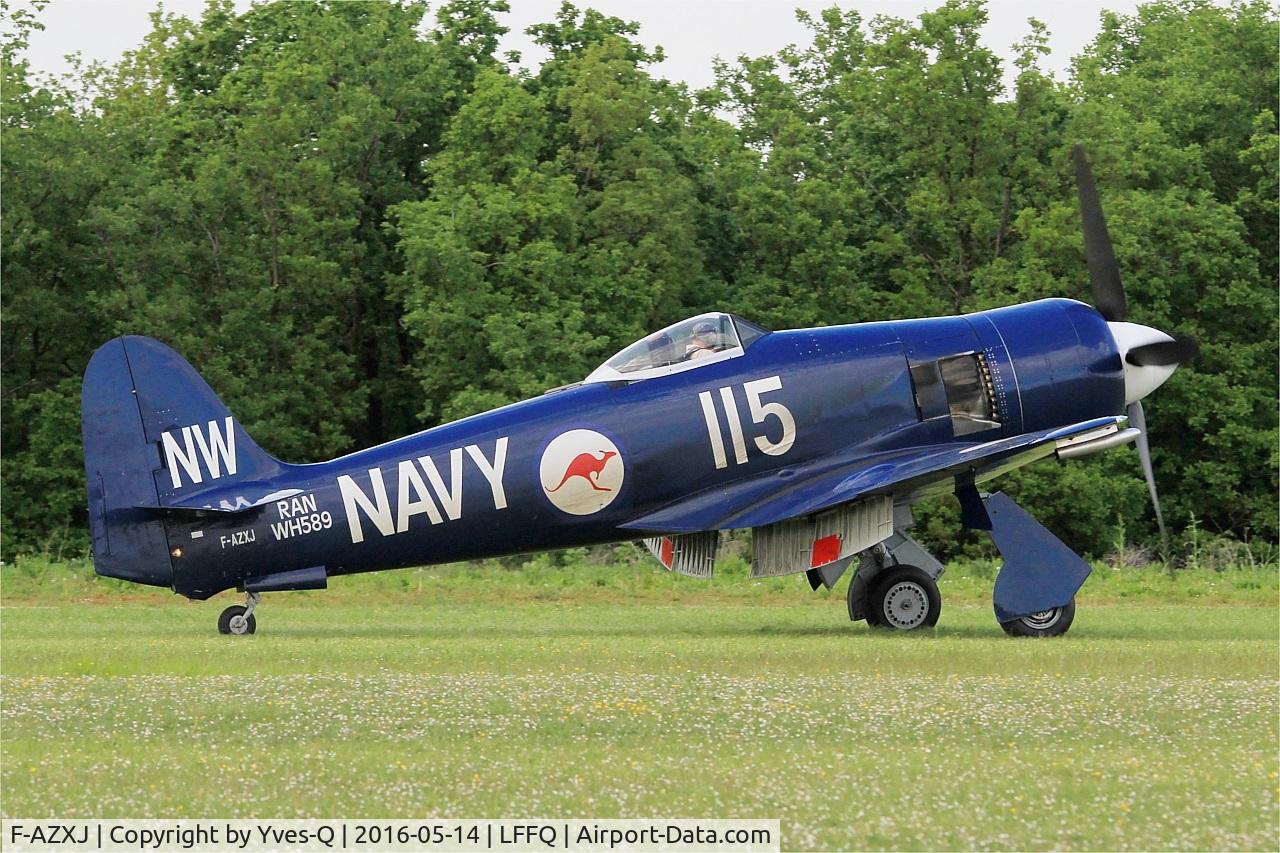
[848,526,946,632]
[218,592,260,635]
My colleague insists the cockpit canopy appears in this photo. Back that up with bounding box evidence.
[585,313,769,383]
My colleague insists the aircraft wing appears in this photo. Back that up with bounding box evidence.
[621,416,1126,533]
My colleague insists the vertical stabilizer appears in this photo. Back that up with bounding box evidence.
[82,336,282,587]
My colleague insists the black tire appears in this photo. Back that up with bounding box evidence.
[860,577,885,627]
[217,605,257,635]
[1000,598,1075,638]
[867,565,941,631]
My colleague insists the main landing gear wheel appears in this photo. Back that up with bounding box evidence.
[867,565,941,631]
[1000,598,1076,638]
[217,592,261,635]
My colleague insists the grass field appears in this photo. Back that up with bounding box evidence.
[2,557,1277,851]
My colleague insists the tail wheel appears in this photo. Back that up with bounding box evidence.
[1000,598,1076,638]
[868,565,940,631]
[218,605,257,635]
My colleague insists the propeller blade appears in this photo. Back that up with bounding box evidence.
[1073,144,1128,322]
[1127,400,1169,561]
[1126,336,1200,367]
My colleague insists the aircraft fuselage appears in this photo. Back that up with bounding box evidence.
[153,298,1122,599]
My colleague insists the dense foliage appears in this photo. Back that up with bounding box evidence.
[3,0,1275,560]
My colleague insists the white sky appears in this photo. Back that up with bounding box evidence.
[21,0,1147,94]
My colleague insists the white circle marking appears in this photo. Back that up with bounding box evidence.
[539,429,625,515]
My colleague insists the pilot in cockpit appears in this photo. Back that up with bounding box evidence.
[685,321,724,360]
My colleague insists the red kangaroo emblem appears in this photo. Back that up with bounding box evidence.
[547,451,617,492]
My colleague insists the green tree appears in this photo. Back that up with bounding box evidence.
[2,0,510,551]
[2,0,119,553]
[2,0,1274,560]
[1058,0,1278,545]
[393,6,713,421]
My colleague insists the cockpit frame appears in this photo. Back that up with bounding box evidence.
[584,313,769,384]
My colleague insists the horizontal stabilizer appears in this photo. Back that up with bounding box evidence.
[137,486,304,514]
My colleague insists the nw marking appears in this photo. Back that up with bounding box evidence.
[161,416,238,489]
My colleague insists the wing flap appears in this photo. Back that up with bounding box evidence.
[752,496,893,577]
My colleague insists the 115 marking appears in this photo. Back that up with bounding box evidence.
[698,376,796,469]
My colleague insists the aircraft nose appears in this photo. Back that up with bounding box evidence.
[1106,321,1195,405]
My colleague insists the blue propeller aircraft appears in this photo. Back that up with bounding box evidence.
[82,146,1197,636]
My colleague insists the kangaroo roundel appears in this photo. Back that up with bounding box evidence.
[540,429,625,515]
